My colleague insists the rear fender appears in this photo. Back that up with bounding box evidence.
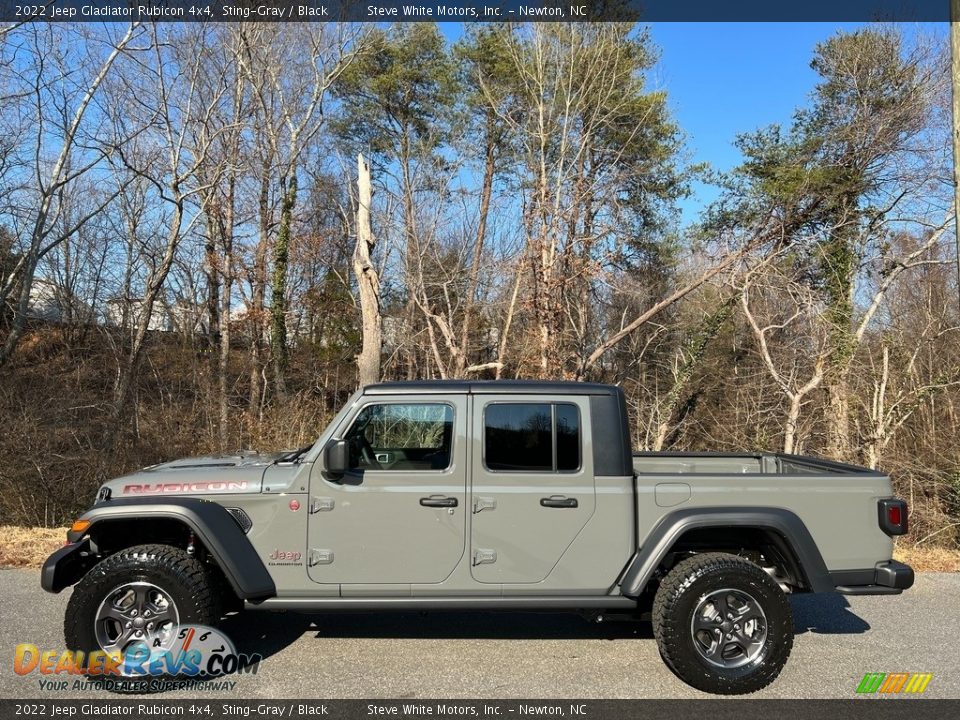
[619,507,834,596]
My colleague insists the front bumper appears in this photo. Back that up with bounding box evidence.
[832,560,915,596]
[40,538,94,593]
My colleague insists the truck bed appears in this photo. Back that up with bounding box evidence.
[632,451,880,476]
[630,451,892,575]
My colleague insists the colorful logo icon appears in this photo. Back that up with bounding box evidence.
[14,624,260,678]
[856,673,933,695]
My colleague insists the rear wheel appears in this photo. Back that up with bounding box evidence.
[652,552,793,695]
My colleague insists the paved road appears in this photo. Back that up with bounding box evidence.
[0,569,956,699]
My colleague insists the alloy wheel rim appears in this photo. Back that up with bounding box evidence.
[690,587,768,669]
[94,581,180,657]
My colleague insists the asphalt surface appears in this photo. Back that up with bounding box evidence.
[0,568,957,699]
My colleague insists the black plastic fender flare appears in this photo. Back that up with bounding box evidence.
[618,506,835,596]
[41,497,276,601]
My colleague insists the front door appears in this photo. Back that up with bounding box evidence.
[307,396,466,585]
[470,396,595,584]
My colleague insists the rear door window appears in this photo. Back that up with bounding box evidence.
[484,402,581,472]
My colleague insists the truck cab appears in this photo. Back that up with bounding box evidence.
[302,381,634,596]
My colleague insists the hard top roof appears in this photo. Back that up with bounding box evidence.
[363,380,619,396]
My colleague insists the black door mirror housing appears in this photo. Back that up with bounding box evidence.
[324,439,349,475]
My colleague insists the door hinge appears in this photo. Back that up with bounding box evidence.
[472,496,497,513]
[310,496,335,513]
[473,548,497,566]
[308,549,334,566]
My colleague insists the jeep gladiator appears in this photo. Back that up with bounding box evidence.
[41,380,913,694]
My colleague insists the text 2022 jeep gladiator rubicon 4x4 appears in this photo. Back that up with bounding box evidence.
[41,381,913,694]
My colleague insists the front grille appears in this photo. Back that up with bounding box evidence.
[226,507,253,533]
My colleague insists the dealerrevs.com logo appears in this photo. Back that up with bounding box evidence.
[14,625,261,693]
[856,673,934,695]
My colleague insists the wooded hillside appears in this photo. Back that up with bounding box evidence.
[0,23,956,549]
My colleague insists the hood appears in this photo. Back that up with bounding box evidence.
[99,450,298,500]
[141,451,292,472]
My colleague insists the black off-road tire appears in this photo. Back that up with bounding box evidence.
[652,552,793,695]
[65,544,220,692]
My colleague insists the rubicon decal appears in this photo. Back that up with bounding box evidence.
[856,673,933,695]
[123,481,248,494]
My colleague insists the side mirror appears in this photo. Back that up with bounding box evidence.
[324,439,349,476]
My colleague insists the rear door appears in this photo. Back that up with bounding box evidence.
[469,396,595,584]
[307,395,466,585]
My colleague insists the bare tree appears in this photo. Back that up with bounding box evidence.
[238,23,363,396]
[0,23,142,366]
[353,154,381,387]
[740,267,829,454]
[107,24,223,415]
[188,25,253,449]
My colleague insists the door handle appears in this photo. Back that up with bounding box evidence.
[540,496,578,508]
[420,495,458,508]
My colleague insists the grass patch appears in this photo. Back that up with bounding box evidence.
[0,526,67,568]
[895,544,960,573]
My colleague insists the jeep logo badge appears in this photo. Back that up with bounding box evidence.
[269,549,302,564]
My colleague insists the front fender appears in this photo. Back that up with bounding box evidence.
[42,497,276,601]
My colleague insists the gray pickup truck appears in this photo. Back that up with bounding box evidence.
[42,380,912,694]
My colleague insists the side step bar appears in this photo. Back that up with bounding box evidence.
[246,596,637,611]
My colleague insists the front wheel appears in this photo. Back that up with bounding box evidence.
[65,544,220,685]
[652,552,794,695]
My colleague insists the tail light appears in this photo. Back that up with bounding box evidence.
[878,498,908,536]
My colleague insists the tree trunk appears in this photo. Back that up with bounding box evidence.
[114,201,185,417]
[353,154,381,388]
[0,250,39,366]
[825,369,852,460]
[218,171,236,450]
[204,211,221,350]
[271,172,297,396]
[458,127,496,375]
[400,140,419,380]
[249,164,271,415]
[783,395,802,455]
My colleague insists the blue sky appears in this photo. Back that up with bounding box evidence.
[650,22,863,224]
[443,21,945,227]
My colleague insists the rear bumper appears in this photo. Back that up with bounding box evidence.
[831,560,914,595]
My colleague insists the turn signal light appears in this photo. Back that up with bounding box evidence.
[70,519,91,534]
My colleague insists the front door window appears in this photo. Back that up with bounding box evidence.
[345,403,454,471]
